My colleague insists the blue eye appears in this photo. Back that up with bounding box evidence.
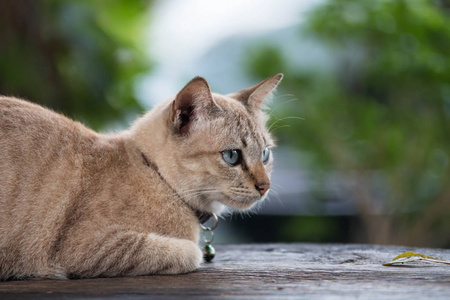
[222,149,240,166]
[262,146,270,164]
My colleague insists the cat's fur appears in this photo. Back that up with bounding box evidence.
[0,74,282,280]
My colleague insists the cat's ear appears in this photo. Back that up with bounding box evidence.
[171,76,215,135]
[228,73,283,112]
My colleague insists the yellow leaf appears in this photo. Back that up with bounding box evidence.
[383,252,450,266]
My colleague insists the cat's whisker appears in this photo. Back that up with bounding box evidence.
[230,194,253,198]
[269,125,291,134]
[229,187,250,192]
[182,188,223,194]
[177,189,229,204]
[269,183,283,201]
[180,191,222,198]
[271,182,283,190]
[152,189,224,208]
[269,189,281,199]
[229,187,253,194]
[268,116,304,133]
[267,189,283,206]
[267,95,299,119]
[239,209,255,219]
[177,188,219,195]
[156,188,220,198]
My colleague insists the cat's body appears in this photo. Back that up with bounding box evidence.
[0,74,282,280]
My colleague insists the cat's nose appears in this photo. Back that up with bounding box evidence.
[255,183,270,196]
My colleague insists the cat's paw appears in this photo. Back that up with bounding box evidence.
[158,238,203,275]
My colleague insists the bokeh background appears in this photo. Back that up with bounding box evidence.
[1,0,449,248]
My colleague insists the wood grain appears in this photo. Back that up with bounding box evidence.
[0,243,449,299]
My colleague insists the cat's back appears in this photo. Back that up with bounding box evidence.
[0,96,99,211]
[0,96,95,139]
[0,96,98,162]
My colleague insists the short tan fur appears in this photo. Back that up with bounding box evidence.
[0,74,283,279]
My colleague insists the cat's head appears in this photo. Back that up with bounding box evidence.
[132,74,283,214]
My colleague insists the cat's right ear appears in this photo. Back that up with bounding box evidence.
[228,73,283,112]
[170,76,215,135]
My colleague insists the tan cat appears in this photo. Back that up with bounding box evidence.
[0,73,283,280]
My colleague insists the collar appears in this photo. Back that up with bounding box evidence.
[140,152,213,224]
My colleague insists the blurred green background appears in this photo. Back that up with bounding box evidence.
[1,0,449,248]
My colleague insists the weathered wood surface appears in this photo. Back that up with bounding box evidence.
[0,243,449,299]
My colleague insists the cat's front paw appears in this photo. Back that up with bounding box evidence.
[159,238,203,275]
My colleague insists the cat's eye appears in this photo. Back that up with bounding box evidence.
[262,146,270,164]
[222,149,240,166]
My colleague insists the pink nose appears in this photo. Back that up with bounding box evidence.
[255,183,270,196]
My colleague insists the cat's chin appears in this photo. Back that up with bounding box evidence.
[205,198,259,215]
[218,195,265,211]
[197,194,263,215]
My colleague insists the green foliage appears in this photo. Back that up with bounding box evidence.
[279,216,343,243]
[0,0,152,130]
[247,0,450,247]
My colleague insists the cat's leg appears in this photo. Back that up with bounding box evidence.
[0,247,68,280]
[58,227,203,278]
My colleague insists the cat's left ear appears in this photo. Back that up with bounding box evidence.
[171,76,215,135]
[228,73,283,112]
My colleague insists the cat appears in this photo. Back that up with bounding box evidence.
[0,73,283,280]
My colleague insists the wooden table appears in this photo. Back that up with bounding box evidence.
[1,243,449,299]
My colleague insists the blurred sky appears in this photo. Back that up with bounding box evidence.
[135,0,323,108]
